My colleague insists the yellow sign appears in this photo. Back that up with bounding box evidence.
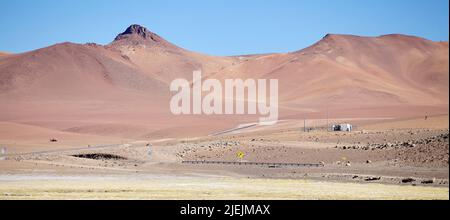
[237,151,245,160]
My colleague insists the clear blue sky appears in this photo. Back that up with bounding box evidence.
[0,0,448,56]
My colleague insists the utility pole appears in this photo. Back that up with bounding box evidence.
[326,106,329,132]
[304,118,307,132]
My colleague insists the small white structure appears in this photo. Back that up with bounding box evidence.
[340,124,353,132]
[331,124,353,132]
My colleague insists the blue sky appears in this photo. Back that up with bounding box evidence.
[0,0,448,55]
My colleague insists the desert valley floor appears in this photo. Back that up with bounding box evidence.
[0,115,448,200]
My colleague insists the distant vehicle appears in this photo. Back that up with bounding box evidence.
[50,138,58,142]
[331,124,353,132]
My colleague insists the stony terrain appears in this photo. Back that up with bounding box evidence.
[2,116,448,190]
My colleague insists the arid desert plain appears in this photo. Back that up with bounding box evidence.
[0,115,448,199]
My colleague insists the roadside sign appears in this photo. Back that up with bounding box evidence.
[237,151,245,161]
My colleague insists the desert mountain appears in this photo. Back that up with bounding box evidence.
[0,25,448,138]
[212,34,449,117]
[108,24,237,84]
[0,52,9,57]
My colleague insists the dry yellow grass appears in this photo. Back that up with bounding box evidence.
[0,176,448,200]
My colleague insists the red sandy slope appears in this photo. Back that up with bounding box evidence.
[0,25,448,138]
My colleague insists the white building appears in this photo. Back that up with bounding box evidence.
[331,124,353,132]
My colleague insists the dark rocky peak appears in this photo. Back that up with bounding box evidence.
[114,24,162,42]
